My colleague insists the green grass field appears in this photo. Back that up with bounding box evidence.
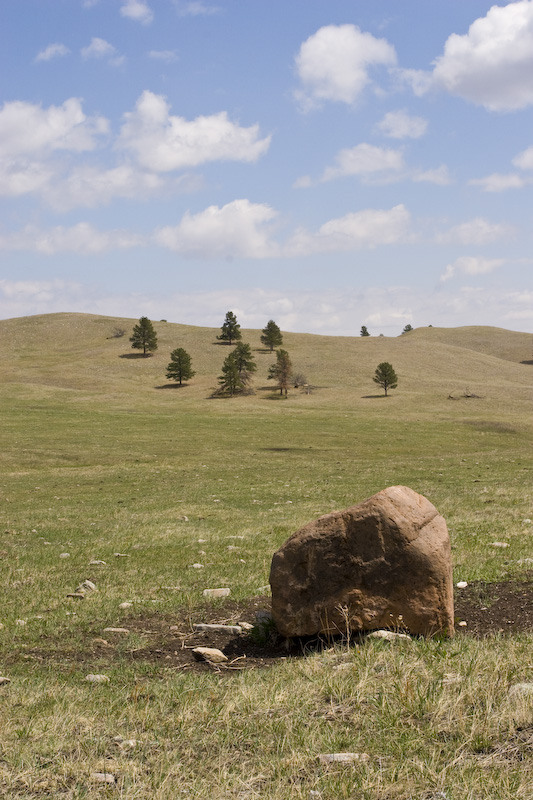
[0,313,532,799]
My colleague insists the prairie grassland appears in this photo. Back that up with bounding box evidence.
[0,314,532,799]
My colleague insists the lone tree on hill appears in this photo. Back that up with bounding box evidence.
[217,311,242,345]
[268,349,293,396]
[232,341,257,385]
[130,316,158,355]
[402,324,413,334]
[373,362,398,396]
[360,325,370,337]
[261,319,283,351]
[166,347,195,385]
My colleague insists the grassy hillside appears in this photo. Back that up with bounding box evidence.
[0,313,532,799]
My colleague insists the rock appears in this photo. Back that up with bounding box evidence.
[66,592,85,599]
[119,602,132,609]
[192,647,228,664]
[15,619,27,626]
[509,682,533,696]
[90,772,116,784]
[85,674,110,683]
[193,623,242,634]
[368,630,412,642]
[270,486,454,638]
[75,580,97,594]
[202,588,230,598]
[59,552,70,559]
[191,563,204,569]
[456,581,468,589]
[103,627,130,635]
[239,621,254,631]
[89,560,107,565]
[114,553,129,558]
[458,621,467,627]
[491,541,509,548]
[256,585,271,594]
[0,676,11,686]
[318,752,369,764]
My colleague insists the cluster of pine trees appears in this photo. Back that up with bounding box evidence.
[128,313,297,396]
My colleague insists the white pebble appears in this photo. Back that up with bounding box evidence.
[458,621,467,627]
[491,541,509,548]
[15,619,26,626]
[85,674,110,683]
[119,602,132,609]
[191,563,204,569]
[90,772,115,784]
[456,581,468,589]
[59,552,70,559]
[318,752,369,764]
[202,587,230,598]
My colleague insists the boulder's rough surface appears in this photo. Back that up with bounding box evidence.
[270,486,454,638]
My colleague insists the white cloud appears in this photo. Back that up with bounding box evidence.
[35,43,71,63]
[437,217,514,245]
[81,38,124,66]
[148,50,178,63]
[394,68,433,97]
[3,284,529,336]
[174,1,220,16]
[118,90,271,171]
[440,256,505,282]
[412,165,452,186]
[0,223,143,254]
[376,109,428,139]
[433,0,533,111]
[155,199,279,258]
[120,0,153,24]
[286,204,411,256]
[512,145,533,169]
[0,97,108,158]
[321,143,404,182]
[294,24,396,108]
[469,173,527,192]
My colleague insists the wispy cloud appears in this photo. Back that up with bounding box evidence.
[35,43,71,63]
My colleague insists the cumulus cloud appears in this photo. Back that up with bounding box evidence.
[35,43,71,63]
[155,199,279,258]
[321,143,404,182]
[0,223,143,254]
[81,38,125,66]
[512,145,533,169]
[437,217,514,245]
[286,204,411,256]
[294,24,396,108]
[433,0,533,111]
[376,109,428,139]
[118,90,271,171]
[440,256,505,282]
[469,173,527,192]
[0,97,108,158]
[120,0,153,24]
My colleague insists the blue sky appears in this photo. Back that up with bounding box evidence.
[1,0,532,335]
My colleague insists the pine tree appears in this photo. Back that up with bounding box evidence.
[232,341,257,385]
[360,325,370,337]
[260,319,283,351]
[402,324,413,334]
[268,349,293,396]
[218,352,245,396]
[166,347,195,385]
[373,362,398,396]
[130,316,158,355]
[217,311,242,345]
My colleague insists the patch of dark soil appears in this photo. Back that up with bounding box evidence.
[454,575,533,637]
[16,579,533,673]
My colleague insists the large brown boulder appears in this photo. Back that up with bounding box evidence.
[270,486,454,638]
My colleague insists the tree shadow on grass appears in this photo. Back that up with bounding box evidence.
[119,353,154,359]
[520,360,533,365]
[154,383,190,389]
[361,394,389,399]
